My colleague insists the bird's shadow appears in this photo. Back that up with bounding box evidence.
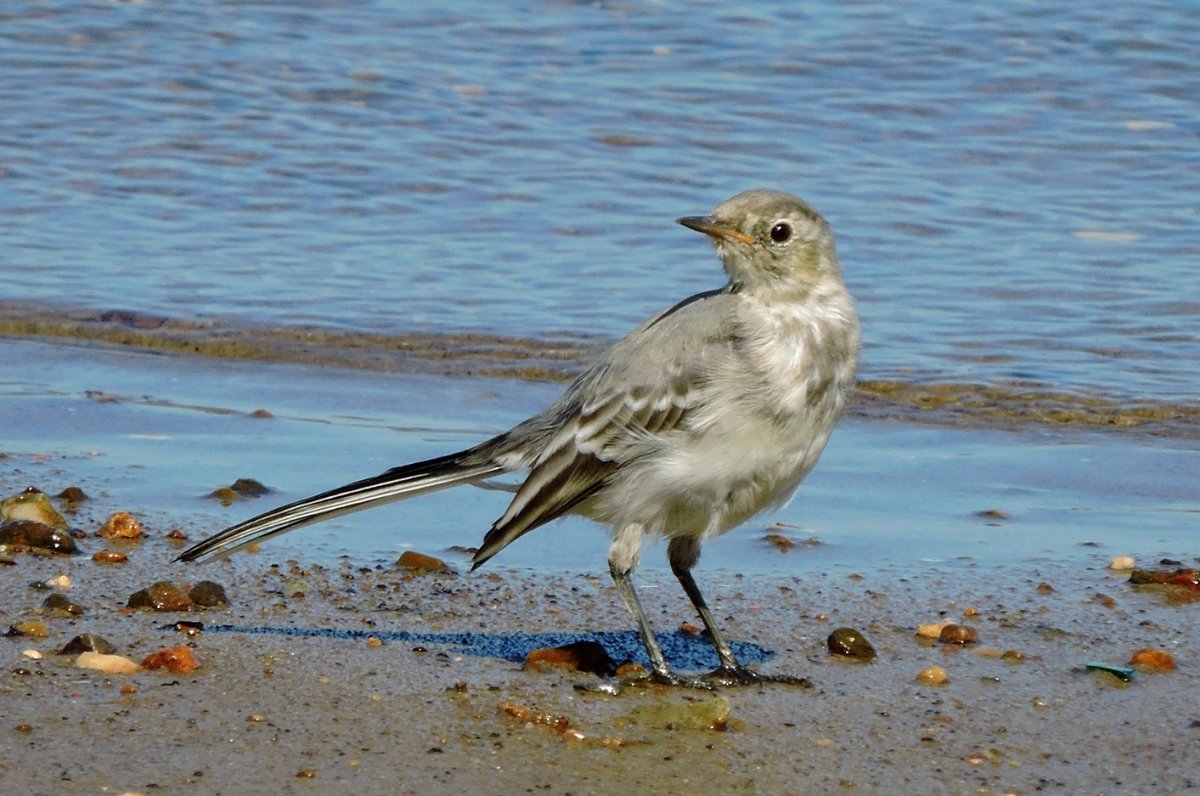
[201,623,776,674]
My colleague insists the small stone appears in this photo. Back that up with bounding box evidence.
[92,550,128,564]
[55,486,89,503]
[762,533,795,552]
[247,713,268,722]
[120,684,138,695]
[75,652,139,674]
[628,695,732,731]
[524,641,614,676]
[15,723,33,733]
[41,593,84,616]
[938,624,979,645]
[917,622,950,639]
[127,581,195,612]
[59,634,116,655]
[188,580,229,607]
[396,550,449,572]
[21,649,43,660]
[1036,582,1056,594]
[827,627,876,661]
[1129,648,1176,672]
[916,665,949,685]
[6,621,48,639]
[1001,650,1025,663]
[1109,555,1136,571]
[141,644,200,674]
[366,636,383,648]
[98,512,142,539]
[166,528,188,540]
[230,478,270,497]
[47,574,71,589]
[0,520,77,554]
[1,489,68,529]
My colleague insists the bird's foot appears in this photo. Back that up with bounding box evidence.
[700,665,813,688]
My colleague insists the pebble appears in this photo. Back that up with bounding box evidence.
[826,627,876,661]
[628,695,732,731]
[1109,555,1136,571]
[917,623,949,639]
[22,649,43,660]
[1128,648,1176,672]
[41,593,84,616]
[524,640,614,676]
[188,580,229,607]
[127,581,194,612]
[6,621,48,639]
[0,520,78,554]
[396,550,449,572]
[1,489,68,529]
[916,665,949,685]
[75,652,140,674]
[938,624,979,645]
[47,574,72,589]
[59,634,117,655]
[141,645,200,674]
[98,512,143,539]
[92,550,128,564]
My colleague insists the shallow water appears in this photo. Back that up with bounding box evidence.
[4,337,1195,571]
[3,0,1198,406]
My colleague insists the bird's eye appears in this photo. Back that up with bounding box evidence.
[769,222,793,244]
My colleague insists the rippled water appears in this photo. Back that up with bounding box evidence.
[3,1,1198,406]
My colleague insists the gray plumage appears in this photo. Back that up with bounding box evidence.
[178,189,860,687]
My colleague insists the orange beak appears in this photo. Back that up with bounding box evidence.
[677,216,757,246]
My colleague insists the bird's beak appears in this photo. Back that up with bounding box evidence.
[677,216,757,246]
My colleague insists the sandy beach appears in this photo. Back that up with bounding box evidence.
[4,338,1198,795]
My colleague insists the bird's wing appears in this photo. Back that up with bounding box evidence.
[471,288,737,568]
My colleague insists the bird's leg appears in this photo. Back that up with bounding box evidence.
[667,536,811,688]
[608,525,712,689]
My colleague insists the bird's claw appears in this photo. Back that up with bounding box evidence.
[701,665,813,688]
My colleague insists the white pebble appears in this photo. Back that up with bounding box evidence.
[1109,555,1135,571]
[75,652,139,674]
[22,649,43,660]
[47,574,72,589]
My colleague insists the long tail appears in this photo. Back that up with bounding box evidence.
[175,451,505,563]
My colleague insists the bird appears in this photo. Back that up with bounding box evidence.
[178,189,861,687]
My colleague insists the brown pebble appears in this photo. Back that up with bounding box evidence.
[524,640,614,676]
[59,633,116,655]
[938,624,979,645]
[296,769,317,779]
[366,636,383,648]
[120,684,138,695]
[15,723,33,733]
[42,593,84,616]
[6,621,48,639]
[127,581,195,612]
[55,486,89,503]
[247,713,268,722]
[188,580,229,607]
[1129,648,1176,671]
[141,645,200,674]
[249,409,273,419]
[166,528,188,540]
[1036,582,1056,594]
[98,512,142,539]
[92,550,128,564]
[916,665,949,685]
[762,532,795,552]
[0,520,77,554]
[396,550,449,572]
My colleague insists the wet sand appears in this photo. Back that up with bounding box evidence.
[3,336,1199,794]
[4,529,1199,795]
